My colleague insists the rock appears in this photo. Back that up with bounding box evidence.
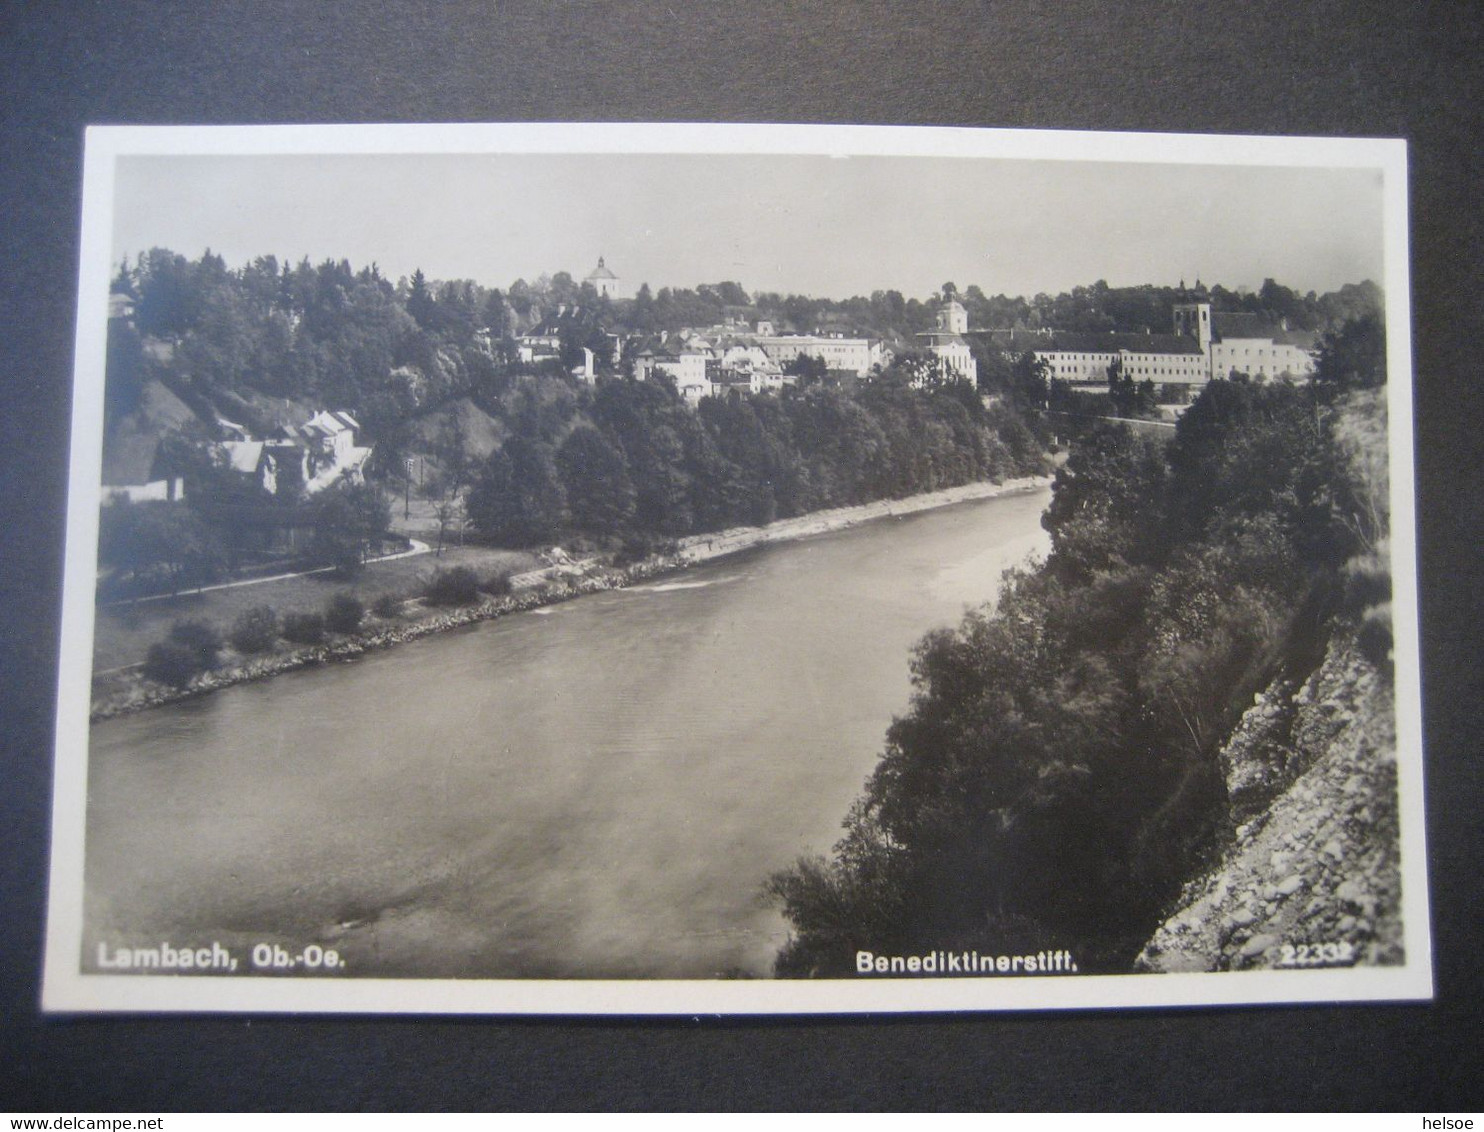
[1152,951,1213,974]
[1334,879,1367,905]
[1229,906,1258,928]
[1277,874,1306,897]
[1239,933,1280,960]
[1320,839,1345,863]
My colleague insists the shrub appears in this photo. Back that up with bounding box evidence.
[424,566,481,606]
[371,593,405,619]
[143,641,206,689]
[481,570,513,597]
[324,592,365,634]
[167,620,222,669]
[230,605,279,654]
[281,611,326,645]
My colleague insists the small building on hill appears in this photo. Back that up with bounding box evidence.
[584,256,622,300]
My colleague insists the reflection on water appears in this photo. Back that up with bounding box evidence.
[84,489,1050,978]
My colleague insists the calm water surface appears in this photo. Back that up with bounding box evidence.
[85,488,1050,978]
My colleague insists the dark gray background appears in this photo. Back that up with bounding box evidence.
[2,0,1479,1111]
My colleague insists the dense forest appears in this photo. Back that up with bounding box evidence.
[461,375,1046,550]
[767,313,1390,974]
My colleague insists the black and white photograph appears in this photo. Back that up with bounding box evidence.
[42,123,1427,1014]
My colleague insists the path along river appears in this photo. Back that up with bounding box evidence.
[84,486,1051,979]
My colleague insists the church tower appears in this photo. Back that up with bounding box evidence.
[1173,301,1212,352]
[937,297,968,334]
[585,256,621,300]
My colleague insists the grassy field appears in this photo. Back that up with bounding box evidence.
[93,543,539,673]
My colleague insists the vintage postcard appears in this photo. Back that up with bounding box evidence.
[43,123,1429,1013]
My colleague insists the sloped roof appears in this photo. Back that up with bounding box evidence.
[1211,312,1318,348]
[305,447,374,495]
[1114,334,1206,355]
[99,378,200,486]
[1212,312,1279,339]
[221,441,265,475]
[304,409,358,437]
[967,329,1051,353]
[1037,332,1203,356]
[100,432,162,487]
[918,330,971,347]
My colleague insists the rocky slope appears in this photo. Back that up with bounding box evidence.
[1136,633,1403,972]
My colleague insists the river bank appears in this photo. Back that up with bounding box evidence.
[88,475,1051,721]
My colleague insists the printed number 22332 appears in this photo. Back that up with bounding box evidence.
[1279,941,1355,967]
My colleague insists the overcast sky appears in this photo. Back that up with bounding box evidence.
[111,152,1384,300]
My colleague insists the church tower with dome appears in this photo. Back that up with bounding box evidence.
[584,256,622,300]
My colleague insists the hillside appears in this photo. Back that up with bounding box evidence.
[1136,632,1402,971]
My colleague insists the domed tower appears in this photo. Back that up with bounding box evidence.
[585,256,621,300]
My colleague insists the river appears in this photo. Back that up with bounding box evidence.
[83,486,1051,979]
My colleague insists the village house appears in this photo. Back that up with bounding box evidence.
[213,410,373,500]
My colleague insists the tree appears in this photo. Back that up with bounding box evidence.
[629,282,657,335]
[1010,351,1049,410]
[103,318,147,428]
[307,481,391,572]
[324,592,365,633]
[466,437,568,546]
[230,605,280,653]
[97,499,223,597]
[133,248,203,338]
[1107,359,1159,419]
[406,268,437,331]
[144,620,223,688]
[1313,312,1386,391]
[556,426,637,538]
[783,353,828,385]
[431,495,466,556]
[428,413,475,500]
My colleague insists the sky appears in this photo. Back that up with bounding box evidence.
[110,150,1386,301]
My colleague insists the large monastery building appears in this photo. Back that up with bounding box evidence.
[975,299,1318,392]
